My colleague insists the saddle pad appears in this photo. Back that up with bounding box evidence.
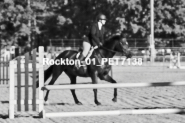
[76,47,95,60]
[76,52,80,59]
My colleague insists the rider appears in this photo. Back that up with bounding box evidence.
[76,13,107,67]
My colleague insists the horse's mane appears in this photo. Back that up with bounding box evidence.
[105,35,121,44]
[110,35,121,40]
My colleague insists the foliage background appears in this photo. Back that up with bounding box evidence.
[1,0,185,50]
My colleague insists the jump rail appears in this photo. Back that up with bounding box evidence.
[43,108,185,118]
[43,81,185,90]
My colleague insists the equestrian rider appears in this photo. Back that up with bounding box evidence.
[77,13,107,66]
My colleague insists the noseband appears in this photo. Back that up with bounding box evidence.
[101,46,122,54]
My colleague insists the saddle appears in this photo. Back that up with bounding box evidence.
[76,46,98,61]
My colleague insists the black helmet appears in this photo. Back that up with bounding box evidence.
[97,14,107,21]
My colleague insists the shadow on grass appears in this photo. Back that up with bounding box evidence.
[1,101,8,104]
[0,114,8,119]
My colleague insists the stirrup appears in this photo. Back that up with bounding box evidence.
[75,60,85,69]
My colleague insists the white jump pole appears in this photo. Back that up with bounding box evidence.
[150,0,155,62]
[44,81,185,90]
[178,52,181,68]
[38,46,45,117]
[177,52,185,69]
[45,109,185,118]
[169,52,173,68]
[9,61,15,119]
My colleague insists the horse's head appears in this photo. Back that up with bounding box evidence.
[108,35,132,58]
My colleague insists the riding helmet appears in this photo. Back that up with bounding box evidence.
[97,13,107,21]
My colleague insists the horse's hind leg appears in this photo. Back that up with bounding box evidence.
[44,65,64,102]
[99,74,117,102]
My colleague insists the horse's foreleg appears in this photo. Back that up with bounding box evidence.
[99,74,117,102]
[69,76,82,105]
[44,76,59,102]
[91,72,101,105]
[44,65,63,102]
[93,89,101,105]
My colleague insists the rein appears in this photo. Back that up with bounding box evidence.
[100,46,123,54]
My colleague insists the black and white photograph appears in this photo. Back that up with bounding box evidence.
[0,0,185,122]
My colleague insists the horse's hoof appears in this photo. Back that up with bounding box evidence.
[95,102,101,106]
[76,101,83,105]
[112,98,117,102]
[44,101,50,105]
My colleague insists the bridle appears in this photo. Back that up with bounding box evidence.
[100,41,129,55]
[101,46,121,54]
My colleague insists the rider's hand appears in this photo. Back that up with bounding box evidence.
[99,42,103,47]
[94,46,98,49]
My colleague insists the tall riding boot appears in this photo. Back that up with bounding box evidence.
[78,53,85,61]
[76,53,85,68]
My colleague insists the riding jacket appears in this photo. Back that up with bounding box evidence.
[83,23,106,47]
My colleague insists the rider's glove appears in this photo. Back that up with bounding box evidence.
[99,42,103,47]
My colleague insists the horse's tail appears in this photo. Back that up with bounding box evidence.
[36,65,53,88]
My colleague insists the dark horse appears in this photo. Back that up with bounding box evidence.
[38,35,132,105]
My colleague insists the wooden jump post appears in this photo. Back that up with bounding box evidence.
[9,48,40,119]
[0,51,10,87]
[0,56,9,87]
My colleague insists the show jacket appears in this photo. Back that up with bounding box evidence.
[84,23,106,47]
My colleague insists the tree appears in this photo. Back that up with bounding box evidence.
[1,0,185,49]
[154,0,185,47]
[38,0,151,39]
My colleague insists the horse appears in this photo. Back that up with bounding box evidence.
[37,35,132,105]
